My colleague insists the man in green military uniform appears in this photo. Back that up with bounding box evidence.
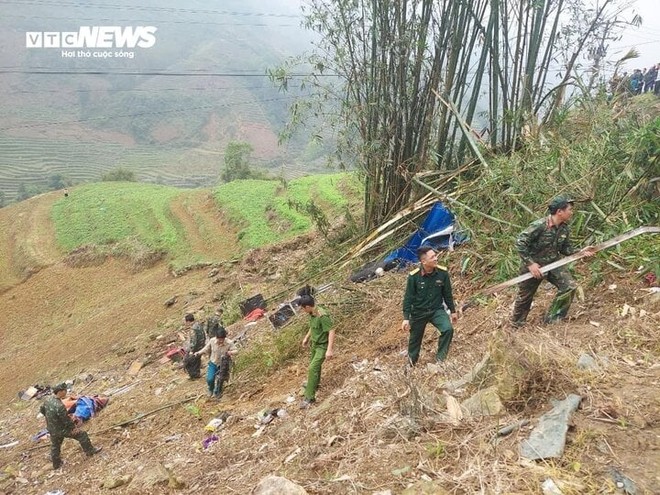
[511,195,596,326]
[40,383,102,469]
[402,246,458,366]
[299,295,334,409]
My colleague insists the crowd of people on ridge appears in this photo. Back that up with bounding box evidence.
[610,64,660,96]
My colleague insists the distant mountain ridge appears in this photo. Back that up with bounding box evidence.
[0,0,331,203]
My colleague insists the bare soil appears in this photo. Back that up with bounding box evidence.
[0,195,658,494]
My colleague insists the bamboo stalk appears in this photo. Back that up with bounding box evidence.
[412,176,522,228]
[432,90,491,174]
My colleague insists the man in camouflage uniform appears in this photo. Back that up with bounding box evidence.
[183,313,206,379]
[205,307,224,339]
[40,383,102,469]
[401,246,458,366]
[511,195,596,326]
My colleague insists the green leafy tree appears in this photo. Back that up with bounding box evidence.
[221,141,256,182]
[102,168,137,182]
[48,174,71,191]
[16,183,46,201]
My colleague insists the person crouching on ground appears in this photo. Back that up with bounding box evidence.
[193,328,237,398]
[299,295,334,409]
[40,383,102,469]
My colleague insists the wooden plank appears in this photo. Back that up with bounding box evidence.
[127,359,144,376]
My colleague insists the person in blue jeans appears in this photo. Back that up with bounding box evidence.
[299,295,334,409]
[193,328,237,398]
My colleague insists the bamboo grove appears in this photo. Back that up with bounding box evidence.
[270,0,636,229]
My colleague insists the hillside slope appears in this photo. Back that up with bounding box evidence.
[0,248,658,494]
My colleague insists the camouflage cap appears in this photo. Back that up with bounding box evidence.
[52,383,67,393]
[548,195,575,210]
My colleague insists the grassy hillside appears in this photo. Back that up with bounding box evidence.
[214,173,361,248]
[47,174,360,267]
[52,182,184,252]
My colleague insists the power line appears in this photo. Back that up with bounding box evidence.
[4,13,300,27]
[0,69,338,77]
[8,85,286,95]
[0,0,302,18]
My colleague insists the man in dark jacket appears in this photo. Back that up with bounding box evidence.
[511,195,596,326]
[183,313,205,379]
[40,383,102,469]
[401,246,458,366]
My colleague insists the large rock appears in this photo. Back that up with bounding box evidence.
[127,463,184,493]
[520,394,582,460]
[402,480,449,494]
[576,354,599,372]
[460,386,504,417]
[252,476,308,495]
[443,353,491,391]
[102,475,132,489]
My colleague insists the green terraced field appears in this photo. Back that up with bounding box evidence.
[214,173,360,248]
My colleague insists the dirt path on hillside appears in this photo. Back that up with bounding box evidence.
[0,192,61,290]
[169,190,238,262]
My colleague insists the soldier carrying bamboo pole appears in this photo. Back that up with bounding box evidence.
[511,195,596,327]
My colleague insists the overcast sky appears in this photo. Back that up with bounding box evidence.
[604,0,659,71]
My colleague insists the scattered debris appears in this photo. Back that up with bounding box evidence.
[202,435,219,449]
[577,353,600,372]
[252,475,308,495]
[239,294,267,317]
[284,446,301,464]
[205,412,230,431]
[520,394,582,460]
[104,381,140,397]
[268,303,296,329]
[460,386,503,417]
[0,440,18,449]
[18,385,50,401]
[443,353,490,391]
[609,467,637,495]
[127,463,183,492]
[589,321,601,327]
[620,304,631,317]
[401,480,449,494]
[495,419,530,438]
[541,478,564,495]
[127,359,145,376]
[257,408,287,426]
[164,296,178,307]
[445,393,463,424]
[102,474,132,489]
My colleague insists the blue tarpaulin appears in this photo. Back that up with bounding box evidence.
[384,202,458,266]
